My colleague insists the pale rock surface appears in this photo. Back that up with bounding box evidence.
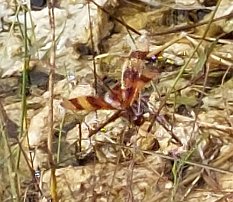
[0,0,117,76]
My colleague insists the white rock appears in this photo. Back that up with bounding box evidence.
[28,99,65,147]
[1,0,116,76]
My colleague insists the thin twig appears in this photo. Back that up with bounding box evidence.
[48,1,58,201]
[87,2,98,93]
[16,2,31,173]
[57,114,65,163]
[88,110,122,137]
[107,127,127,202]
[150,12,233,36]
[89,0,141,35]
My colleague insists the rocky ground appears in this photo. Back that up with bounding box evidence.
[1,0,233,201]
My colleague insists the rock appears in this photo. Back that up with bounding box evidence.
[1,0,117,76]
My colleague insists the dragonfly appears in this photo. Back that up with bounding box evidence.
[61,47,183,147]
[61,49,160,132]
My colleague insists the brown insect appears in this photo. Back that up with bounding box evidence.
[61,49,182,146]
[61,50,159,128]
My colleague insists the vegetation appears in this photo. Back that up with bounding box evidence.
[0,0,233,201]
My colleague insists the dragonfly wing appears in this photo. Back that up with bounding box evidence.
[61,96,116,111]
